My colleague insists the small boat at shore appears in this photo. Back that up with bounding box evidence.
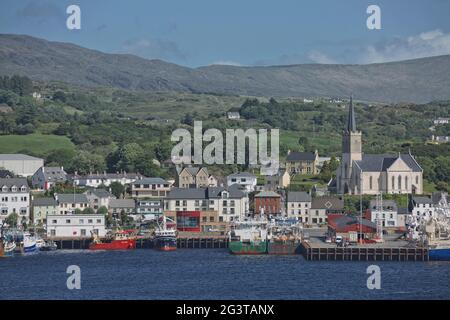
[23,232,38,254]
[153,216,177,251]
[89,230,136,250]
[39,240,58,251]
[3,241,16,257]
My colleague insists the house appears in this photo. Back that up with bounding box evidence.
[136,199,164,219]
[71,172,144,188]
[227,172,257,192]
[84,189,115,211]
[285,150,319,175]
[108,199,135,217]
[46,214,106,238]
[369,199,398,227]
[433,117,450,125]
[0,170,13,178]
[265,169,290,191]
[55,194,89,215]
[254,191,281,215]
[327,215,377,242]
[131,178,171,198]
[286,191,311,219]
[336,97,423,195]
[409,196,435,218]
[227,108,241,120]
[164,186,248,222]
[32,166,67,190]
[431,135,450,144]
[0,154,44,177]
[176,166,217,188]
[308,196,344,226]
[0,178,30,225]
[31,197,58,225]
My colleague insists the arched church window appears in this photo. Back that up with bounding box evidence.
[392,176,395,190]
[398,175,402,190]
[405,176,408,190]
[369,176,373,190]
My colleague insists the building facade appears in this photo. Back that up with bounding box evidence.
[254,191,281,215]
[131,178,171,198]
[226,172,257,192]
[0,178,30,225]
[285,151,319,175]
[71,172,143,188]
[369,199,398,227]
[55,194,89,215]
[31,197,58,225]
[46,214,106,238]
[336,97,423,195]
[176,167,217,188]
[0,154,44,177]
[286,191,311,218]
[31,166,67,190]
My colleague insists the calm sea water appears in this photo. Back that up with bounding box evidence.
[1,249,449,300]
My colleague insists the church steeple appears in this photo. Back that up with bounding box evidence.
[347,96,357,132]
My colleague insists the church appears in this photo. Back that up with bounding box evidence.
[335,98,423,195]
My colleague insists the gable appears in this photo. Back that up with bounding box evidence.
[387,157,412,172]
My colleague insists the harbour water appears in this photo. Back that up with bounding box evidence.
[1,249,450,300]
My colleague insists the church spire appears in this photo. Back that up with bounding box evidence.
[347,95,357,132]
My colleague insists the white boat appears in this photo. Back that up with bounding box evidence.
[23,232,38,254]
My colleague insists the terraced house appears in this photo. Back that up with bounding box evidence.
[132,178,171,198]
[0,178,30,225]
[176,166,217,188]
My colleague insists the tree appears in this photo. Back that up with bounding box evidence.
[5,213,19,227]
[97,206,108,215]
[70,151,106,174]
[109,181,125,198]
[82,207,95,215]
[53,91,67,103]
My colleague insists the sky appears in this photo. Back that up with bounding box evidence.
[1,0,450,67]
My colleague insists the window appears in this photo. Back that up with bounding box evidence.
[405,176,408,190]
[52,219,57,224]
[81,229,86,236]
[1,208,7,215]
[416,176,419,184]
[51,230,56,236]
[80,219,84,224]
[369,176,373,190]
[66,219,71,224]
[392,176,395,189]
[96,219,101,223]
[398,175,402,190]
[88,219,93,223]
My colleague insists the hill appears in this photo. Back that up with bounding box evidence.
[1,34,450,103]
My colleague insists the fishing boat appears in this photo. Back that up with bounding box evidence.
[0,240,3,258]
[229,218,269,255]
[153,216,177,251]
[39,240,58,251]
[23,232,38,254]
[3,241,16,257]
[89,229,136,250]
[267,219,302,255]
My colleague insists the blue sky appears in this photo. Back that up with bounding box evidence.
[1,0,450,67]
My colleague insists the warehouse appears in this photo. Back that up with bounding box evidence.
[0,154,44,177]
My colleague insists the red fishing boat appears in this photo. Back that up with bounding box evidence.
[89,229,136,250]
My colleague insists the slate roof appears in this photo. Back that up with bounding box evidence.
[41,167,67,181]
[287,192,311,202]
[109,199,135,208]
[134,178,169,185]
[88,189,114,198]
[32,197,57,207]
[0,178,29,191]
[311,197,344,210]
[331,216,377,230]
[254,191,281,198]
[286,152,316,162]
[369,200,398,211]
[412,196,433,205]
[353,154,422,172]
[227,172,256,179]
[56,194,88,204]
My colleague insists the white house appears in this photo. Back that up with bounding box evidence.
[226,172,257,192]
[369,199,398,227]
[433,117,449,125]
[55,194,89,215]
[0,178,30,225]
[410,196,435,218]
[71,172,144,188]
[46,214,106,238]
[84,189,115,211]
[164,186,249,222]
[286,192,312,218]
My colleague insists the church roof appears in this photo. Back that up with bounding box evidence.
[353,154,422,172]
[347,96,357,132]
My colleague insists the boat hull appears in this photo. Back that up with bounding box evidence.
[89,239,136,250]
[154,236,177,251]
[429,248,450,261]
[23,244,38,254]
[268,241,300,255]
[229,241,267,254]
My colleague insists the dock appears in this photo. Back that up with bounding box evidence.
[299,241,429,261]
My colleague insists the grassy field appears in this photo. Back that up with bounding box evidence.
[0,134,75,154]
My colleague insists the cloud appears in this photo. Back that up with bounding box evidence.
[16,1,64,22]
[307,50,337,64]
[360,29,450,64]
[120,38,188,62]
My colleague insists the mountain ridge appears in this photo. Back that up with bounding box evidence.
[1,33,450,103]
